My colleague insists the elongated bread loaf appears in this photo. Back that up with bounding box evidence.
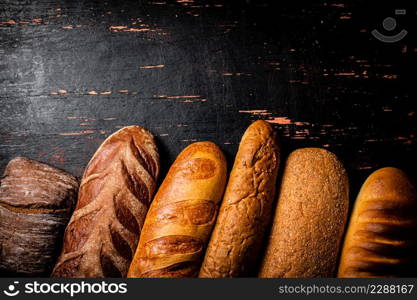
[199,120,280,277]
[0,157,78,276]
[338,167,417,277]
[259,148,349,278]
[127,141,227,278]
[52,126,159,277]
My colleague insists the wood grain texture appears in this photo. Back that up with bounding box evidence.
[0,0,415,210]
[52,126,159,277]
[259,148,349,278]
[338,167,417,278]
[199,120,280,277]
[128,141,227,278]
[0,157,78,277]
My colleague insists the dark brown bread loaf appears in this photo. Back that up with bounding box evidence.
[338,167,417,277]
[52,126,159,277]
[259,148,349,278]
[127,142,227,278]
[199,120,280,277]
[0,157,78,276]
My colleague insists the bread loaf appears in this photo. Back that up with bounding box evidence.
[259,148,349,278]
[0,157,78,276]
[127,141,227,278]
[199,120,280,277]
[338,167,417,277]
[52,126,159,277]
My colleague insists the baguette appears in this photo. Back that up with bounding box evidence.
[199,120,280,277]
[127,141,227,278]
[52,126,159,277]
[0,157,78,276]
[259,148,349,277]
[338,167,417,277]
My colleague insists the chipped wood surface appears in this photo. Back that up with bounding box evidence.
[0,0,416,195]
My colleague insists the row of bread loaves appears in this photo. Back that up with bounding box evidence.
[0,122,415,277]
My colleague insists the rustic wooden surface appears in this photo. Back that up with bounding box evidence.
[0,0,416,197]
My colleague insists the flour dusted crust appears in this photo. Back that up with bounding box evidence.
[52,126,159,277]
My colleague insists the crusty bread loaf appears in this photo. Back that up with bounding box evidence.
[199,120,280,277]
[259,148,349,278]
[0,157,78,276]
[338,167,417,278]
[127,141,227,278]
[52,126,159,277]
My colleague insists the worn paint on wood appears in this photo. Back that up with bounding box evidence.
[0,0,416,197]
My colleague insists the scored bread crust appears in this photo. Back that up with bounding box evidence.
[52,126,159,277]
[199,120,280,277]
[338,167,417,278]
[127,141,227,278]
[259,148,349,278]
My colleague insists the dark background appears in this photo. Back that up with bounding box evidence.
[1,0,416,199]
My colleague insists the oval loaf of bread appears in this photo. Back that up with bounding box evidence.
[338,167,417,277]
[199,120,280,277]
[0,157,78,276]
[52,126,159,277]
[127,141,227,278]
[259,148,349,278]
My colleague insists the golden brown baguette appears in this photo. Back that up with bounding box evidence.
[52,126,159,277]
[199,120,280,277]
[259,148,349,278]
[127,141,227,278]
[338,167,417,278]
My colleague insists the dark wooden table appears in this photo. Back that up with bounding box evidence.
[1,0,416,199]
